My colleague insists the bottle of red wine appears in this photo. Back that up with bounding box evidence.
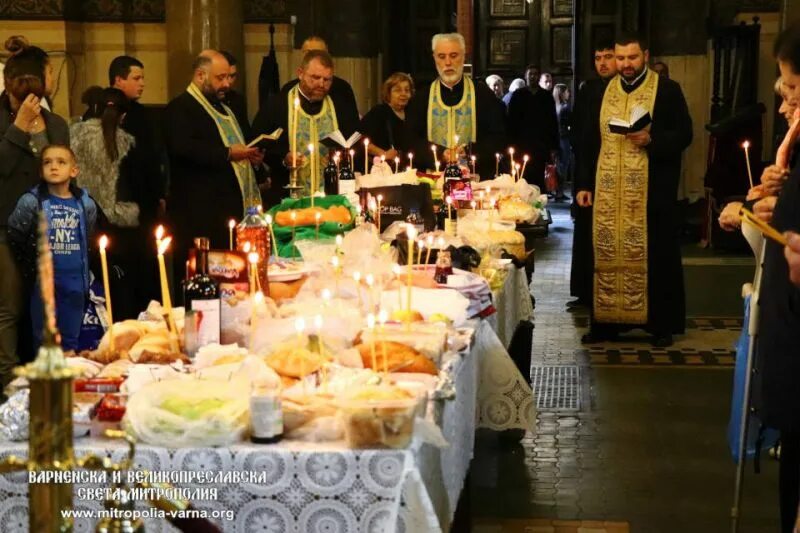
[338,158,356,196]
[184,237,221,347]
[324,157,339,195]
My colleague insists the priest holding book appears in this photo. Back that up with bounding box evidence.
[575,31,692,347]
[253,49,360,206]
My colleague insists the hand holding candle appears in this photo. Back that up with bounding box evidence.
[98,235,115,352]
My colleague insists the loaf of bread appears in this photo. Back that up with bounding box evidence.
[275,205,352,227]
[354,341,438,375]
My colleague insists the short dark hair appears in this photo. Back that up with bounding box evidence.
[41,144,77,163]
[108,55,143,87]
[593,37,615,52]
[774,22,800,74]
[301,49,334,70]
[615,31,649,51]
[220,50,237,67]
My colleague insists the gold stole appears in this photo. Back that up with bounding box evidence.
[186,83,260,213]
[287,86,339,196]
[592,70,659,324]
[426,77,477,148]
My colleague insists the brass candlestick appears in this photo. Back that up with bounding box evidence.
[285,167,304,199]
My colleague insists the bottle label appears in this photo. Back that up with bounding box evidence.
[339,180,356,196]
[251,394,283,438]
[190,299,221,346]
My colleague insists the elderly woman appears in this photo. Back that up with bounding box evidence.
[0,36,69,386]
[358,72,414,163]
[485,74,504,99]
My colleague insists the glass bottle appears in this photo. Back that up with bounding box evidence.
[250,385,283,444]
[184,237,221,346]
[323,157,339,195]
[236,206,271,296]
[338,158,356,196]
[434,249,454,284]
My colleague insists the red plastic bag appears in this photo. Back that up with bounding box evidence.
[544,163,558,193]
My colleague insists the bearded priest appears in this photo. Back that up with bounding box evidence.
[575,31,693,348]
[405,33,507,178]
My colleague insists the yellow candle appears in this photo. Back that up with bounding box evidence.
[431,144,438,169]
[265,214,277,258]
[394,156,400,174]
[248,251,259,295]
[446,195,453,220]
[508,147,516,179]
[471,200,477,213]
[393,264,402,308]
[378,309,389,373]
[406,226,417,327]
[364,138,370,175]
[495,152,500,177]
[292,97,300,168]
[408,152,414,170]
[453,135,460,163]
[471,155,477,175]
[349,149,355,170]
[417,240,424,264]
[367,313,377,371]
[376,194,383,231]
[425,234,434,265]
[157,236,180,354]
[521,154,529,181]
[742,141,754,189]
[228,219,235,250]
[315,211,321,240]
[308,143,316,206]
[98,235,115,353]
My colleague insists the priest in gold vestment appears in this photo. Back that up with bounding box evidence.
[576,32,693,347]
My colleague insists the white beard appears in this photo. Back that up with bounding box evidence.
[438,68,463,87]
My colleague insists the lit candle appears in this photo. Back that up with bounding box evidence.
[156,236,180,354]
[417,239,424,264]
[378,308,389,373]
[521,154,529,181]
[290,210,297,240]
[155,224,164,247]
[250,290,263,350]
[495,152,500,177]
[471,200,477,213]
[308,143,316,205]
[367,313,377,371]
[425,234,434,264]
[349,149,355,170]
[479,190,485,210]
[228,219,235,250]
[248,251,259,295]
[335,234,343,255]
[408,152,414,170]
[314,314,325,357]
[321,288,332,306]
[431,144,439,170]
[334,151,340,174]
[315,211,322,240]
[406,225,417,327]
[352,270,362,308]
[364,138,370,176]
[515,163,521,182]
[394,156,400,174]
[470,155,477,175]
[437,236,445,252]
[243,241,251,254]
[742,141,754,189]
[292,97,300,168]
[265,214,277,258]
[508,147,515,176]
[446,195,453,220]
[98,235,115,353]
[376,194,383,231]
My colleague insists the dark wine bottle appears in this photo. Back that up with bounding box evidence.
[339,158,356,196]
[323,157,339,195]
[184,237,221,346]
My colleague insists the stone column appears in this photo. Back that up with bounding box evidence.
[165,0,245,99]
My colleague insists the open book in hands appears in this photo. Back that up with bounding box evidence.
[247,128,284,148]
[323,130,363,149]
[608,106,652,135]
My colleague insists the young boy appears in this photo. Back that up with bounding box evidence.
[7,145,97,352]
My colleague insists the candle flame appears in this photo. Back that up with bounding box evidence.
[437,236,445,248]
[523,154,529,162]
[335,234,343,246]
[295,317,306,333]
[228,219,236,229]
[426,234,434,245]
[366,313,376,329]
[321,288,332,301]
[353,270,361,282]
[377,194,383,202]
[248,251,259,265]
[409,152,414,159]
[254,291,264,305]
[158,236,172,255]
[742,140,751,149]
[446,196,453,205]
[98,234,109,250]
[378,309,388,324]
[155,225,165,240]
[291,211,297,220]
[454,135,459,144]
[349,149,355,156]
[495,153,500,159]
[243,241,251,253]
[471,155,476,162]
[331,255,340,268]
[509,147,515,154]
[418,240,425,250]
[471,201,477,208]
[364,138,370,146]
[315,211,321,221]
[265,214,273,225]
[394,157,400,164]
[365,273,374,286]
[406,225,418,240]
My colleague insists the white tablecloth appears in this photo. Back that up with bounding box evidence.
[0,268,533,533]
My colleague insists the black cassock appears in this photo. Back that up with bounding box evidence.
[575,73,693,336]
[405,77,507,179]
[252,77,360,207]
[507,86,559,189]
[165,91,257,276]
[358,102,412,156]
[570,78,609,302]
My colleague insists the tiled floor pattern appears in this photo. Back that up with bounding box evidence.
[472,518,630,532]
[470,204,780,532]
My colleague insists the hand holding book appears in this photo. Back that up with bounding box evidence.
[608,105,652,134]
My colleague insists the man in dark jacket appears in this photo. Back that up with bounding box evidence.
[165,50,263,280]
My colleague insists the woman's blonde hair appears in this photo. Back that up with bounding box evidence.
[382,72,414,104]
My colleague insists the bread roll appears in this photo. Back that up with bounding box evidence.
[355,341,437,375]
[265,347,324,378]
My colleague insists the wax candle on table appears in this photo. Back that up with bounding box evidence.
[446,195,453,220]
[408,152,414,170]
[471,155,477,175]
[394,157,400,174]
[378,309,389,373]
[742,141,755,189]
[98,235,115,352]
[405,225,417,328]
[376,194,383,231]
[425,234,434,264]
[417,239,424,264]
[265,214,277,257]
[363,138,370,175]
[495,153,500,177]
[156,236,180,353]
[250,291,263,350]
[315,211,321,240]
[292,97,300,168]
[521,155,529,180]
[248,251,259,294]
[367,313,377,371]
[228,219,235,250]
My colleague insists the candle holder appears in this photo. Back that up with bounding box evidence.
[285,167,304,199]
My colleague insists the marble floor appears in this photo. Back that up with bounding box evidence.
[467,203,780,533]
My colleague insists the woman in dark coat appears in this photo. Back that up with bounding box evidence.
[358,72,414,166]
[0,37,69,383]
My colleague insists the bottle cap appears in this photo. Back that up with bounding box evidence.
[194,237,210,250]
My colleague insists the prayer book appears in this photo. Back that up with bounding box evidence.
[247,128,284,148]
[608,106,652,134]
[323,130,363,149]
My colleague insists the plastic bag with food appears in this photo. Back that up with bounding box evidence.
[123,378,249,447]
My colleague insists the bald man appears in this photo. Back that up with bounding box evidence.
[165,50,265,280]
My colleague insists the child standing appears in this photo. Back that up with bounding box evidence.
[7,144,97,352]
